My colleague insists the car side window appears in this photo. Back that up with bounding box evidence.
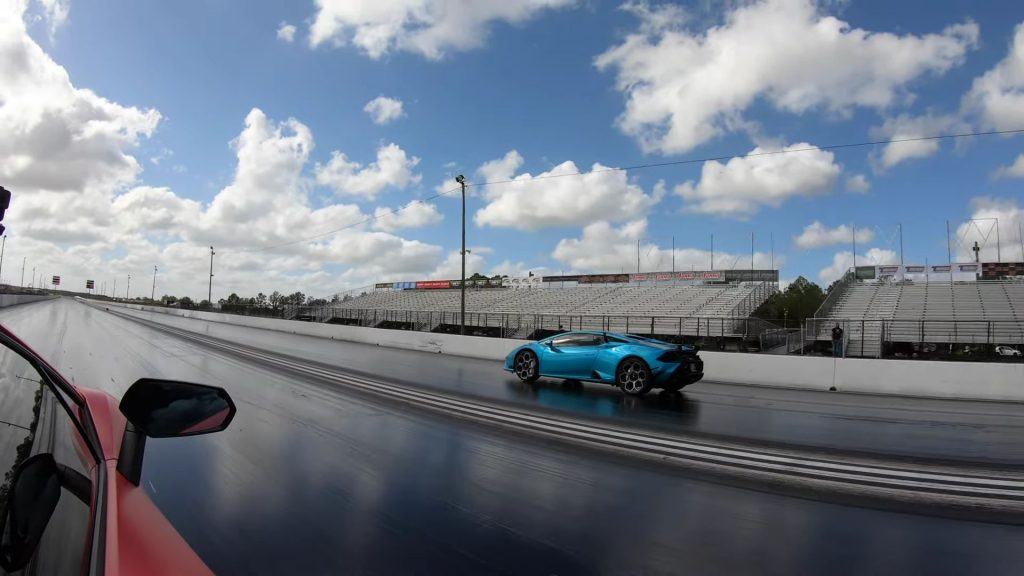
[551,335,577,347]
[605,335,628,344]
[553,335,602,348]
[0,340,94,575]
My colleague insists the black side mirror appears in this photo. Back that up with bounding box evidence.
[0,454,61,572]
[120,378,235,438]
[117,379,236,486]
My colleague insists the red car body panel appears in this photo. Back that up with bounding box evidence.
[0,324,216,575]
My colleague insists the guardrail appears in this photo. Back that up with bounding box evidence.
[311,307,777,340]
[805,317,1024,357]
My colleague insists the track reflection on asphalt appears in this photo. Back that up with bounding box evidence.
[2,299,1023,575]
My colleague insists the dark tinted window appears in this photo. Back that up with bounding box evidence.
[0,341,94,575]
[552,334,602,347]
[605,335,628,344]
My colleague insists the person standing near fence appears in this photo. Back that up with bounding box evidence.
[831,323,845,358]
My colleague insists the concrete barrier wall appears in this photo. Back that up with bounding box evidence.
[0,294,56,308]
[88,299,1023,402]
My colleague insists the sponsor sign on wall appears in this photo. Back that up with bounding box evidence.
[655,273,673,281]
[630,274,649,281]
[578,274,630,284]
[677,272,695,280]
[932,265,951,273]
[374,282,393,289]
[981,262,1024,279]
[905,266,926,273]
[702,272,721,280]
[417,280,451,289]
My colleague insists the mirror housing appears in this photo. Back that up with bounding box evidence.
[120,378,235,438]
[0,454,61,572]
[117,379,236,485]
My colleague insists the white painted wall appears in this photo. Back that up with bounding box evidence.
[86,299,1024,402]
[0,294,56,308]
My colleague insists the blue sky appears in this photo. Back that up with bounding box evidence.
[3,0,1023,299]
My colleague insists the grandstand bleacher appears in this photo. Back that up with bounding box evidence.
[809,264,1024,357]
[299,272,778,341]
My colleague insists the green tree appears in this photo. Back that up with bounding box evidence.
[753,277,825,325]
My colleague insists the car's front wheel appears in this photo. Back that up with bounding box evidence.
[513,350,540,383]
[617,358,652,396]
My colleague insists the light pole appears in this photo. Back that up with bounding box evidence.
[31,266,35,288]
[21,257,25,287]
[151,265,157,301]
[455,177,466,336]
[126,273,131,299]
[208,247,215,305]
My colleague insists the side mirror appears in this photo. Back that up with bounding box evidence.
[117,379,236,486]
[120,378,235,438]
[0,454,61,572]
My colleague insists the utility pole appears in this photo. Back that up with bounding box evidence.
[899,223,904,267]
[710,233,714,271]
[671,236,675,274]
[20,257,25,287]
[770,232,774,272]
[31,266,35,288]
[113,278,116,300]
[1019,221,1023,263]
[750,232,754,275]
[455,176,467,336]
[636,239,640,274]
[151,265,157,301]
[852,223,857,269]
[946,220,953,282]
[208,247,215,304]
[995,218,1001,263]
[126,273,131,299]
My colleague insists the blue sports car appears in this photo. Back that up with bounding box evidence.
[504,331,703,396]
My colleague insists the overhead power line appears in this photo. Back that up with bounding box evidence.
[235,127,1024,254]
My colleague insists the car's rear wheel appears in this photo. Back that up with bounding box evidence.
[617,358,651,396]
[514,350,540,382]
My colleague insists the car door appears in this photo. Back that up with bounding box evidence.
[0,333,99,575]
[544,334,602,378]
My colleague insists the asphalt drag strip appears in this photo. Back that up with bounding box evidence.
[102,306,1024,524]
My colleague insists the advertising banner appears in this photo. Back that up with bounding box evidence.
[374,282,393,289]
[542,275,581,283]
[905,266,926,273]
[655,273,673,281]
[702,272,721,280]
[855,266,877,280]
[981,262,1024,279]
[958,264,979,272]
[578,274,629,284]
[932,265,951,273]
[879,266,900,274]
[417,280,451,289]
[630,274,649,282]
[676,272,695,280]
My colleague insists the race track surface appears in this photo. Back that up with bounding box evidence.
[1,298,1022,575]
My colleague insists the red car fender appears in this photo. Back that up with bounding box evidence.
[80,389,213,575]
[106,463,214,576]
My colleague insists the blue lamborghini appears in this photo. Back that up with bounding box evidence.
[504,331,703,396]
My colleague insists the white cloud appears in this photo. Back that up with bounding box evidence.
[372,200,443,232]
[595,0,978,154]
[994,154,1024,179]
[963,22,1024,131]
[954,197,1023,262]
[307,0,575,60]
[0,4,160,194]
[472,151,662,230]
[674,143,840,218]
[35,0,70,36]
[552,219,778,273]
[818,248,898,284]
[277,21,297,43]
[794,221,875,250]
[428,247,492,280]
[845,174,870,194]
[363,96,405,125]
[315,143,421,199]
[869,113,969,170]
